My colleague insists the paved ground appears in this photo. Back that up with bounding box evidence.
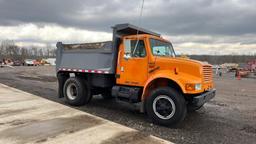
[0,66,255,144]
[0,83,170,144]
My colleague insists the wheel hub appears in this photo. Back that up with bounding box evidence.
[66,83,78,100]
[153,95,176,120]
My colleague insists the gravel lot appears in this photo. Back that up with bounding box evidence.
[0,66,255,144]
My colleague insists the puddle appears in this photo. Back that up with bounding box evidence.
[0,114,104,144]
[17,75,57,82]
[0,77,13,81]
[241,125,256,134]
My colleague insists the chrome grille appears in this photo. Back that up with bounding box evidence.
[203,65,213,82]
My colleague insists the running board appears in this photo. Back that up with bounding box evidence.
[112,86,142,103]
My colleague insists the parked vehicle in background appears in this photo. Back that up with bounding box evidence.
[33,60,41,66]
[2,59,13,66]
[24,59,35,66]
[56,23,216,126]
[12,60,22,66]
[41,58,56,66]
[45,58,56,66]
[236,69,250,78]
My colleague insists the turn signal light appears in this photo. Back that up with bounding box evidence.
[185,84,195,91]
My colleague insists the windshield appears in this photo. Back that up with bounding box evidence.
[150,38,175,57]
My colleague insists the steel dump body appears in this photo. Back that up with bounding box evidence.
[56,23,160,74]
[56,41,114,73]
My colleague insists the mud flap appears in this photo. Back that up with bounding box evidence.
[57,73,69,98]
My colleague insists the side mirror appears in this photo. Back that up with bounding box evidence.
[124,53,131,60]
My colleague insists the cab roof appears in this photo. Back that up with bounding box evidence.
[112,23,160,37]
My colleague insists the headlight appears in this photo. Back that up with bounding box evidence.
[195,84,202,90]
[185,83,202,91]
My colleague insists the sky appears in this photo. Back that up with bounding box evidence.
[0,0,256,55]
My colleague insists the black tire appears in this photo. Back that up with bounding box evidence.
[146,87,187,126]
[63,77,91,106]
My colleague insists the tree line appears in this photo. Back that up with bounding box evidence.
[1,39,255,64]
[189,55,256,64]
[0,40,56,61]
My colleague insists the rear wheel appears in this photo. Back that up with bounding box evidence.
[63,77,91,106]
[146,87,187,126]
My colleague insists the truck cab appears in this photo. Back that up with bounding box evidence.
[56,23,216,126]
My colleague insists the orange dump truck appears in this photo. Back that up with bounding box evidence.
[56,23,216,126]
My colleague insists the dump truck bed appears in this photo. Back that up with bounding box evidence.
[56,23,160,75]
[56,41,115,74]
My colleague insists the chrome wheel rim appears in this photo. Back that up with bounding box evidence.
[153,95,176,120]
[66,83,78,100]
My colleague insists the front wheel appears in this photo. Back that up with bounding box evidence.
[146,87,187,126]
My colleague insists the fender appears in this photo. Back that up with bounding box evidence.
[141,70,201,100]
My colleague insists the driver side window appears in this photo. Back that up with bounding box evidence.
[124,39,146,58]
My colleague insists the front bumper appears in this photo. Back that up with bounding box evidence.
[192,89,216,106]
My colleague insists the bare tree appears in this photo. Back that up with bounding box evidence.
[31,47,38,57]
[20,47,28,60]
[45,43,52,58]
[38,48,44,57]
[0,41,4,58]
[0,40,20,59]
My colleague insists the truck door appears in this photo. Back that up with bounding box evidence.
[116,38,148,86]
